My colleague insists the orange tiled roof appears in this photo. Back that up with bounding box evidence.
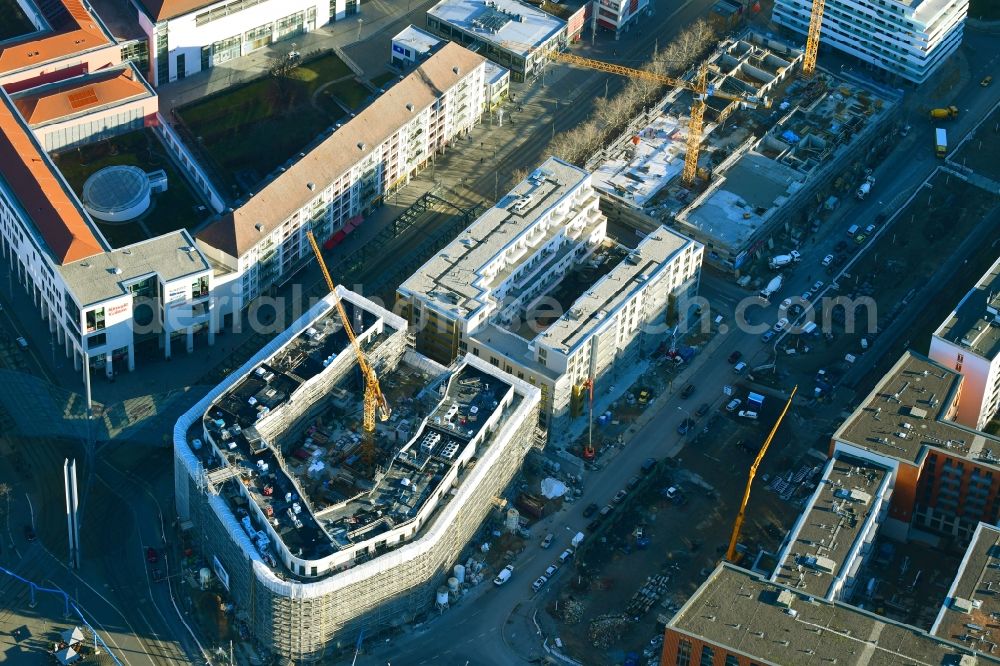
[13,66,150,126]
[0,0,114,76]
[0,95,105,264]
[135,0,219,21]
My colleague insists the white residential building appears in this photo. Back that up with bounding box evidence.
[127,0,359,86]
[593,0,651,38]
[929,255,1000,431]
[396,157,703,427]
[196,43,487,317]
[772,0,968,83]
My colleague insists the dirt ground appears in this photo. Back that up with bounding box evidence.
[954,105,1000,181]
[548,389,829,663]
[775,171,1000,385]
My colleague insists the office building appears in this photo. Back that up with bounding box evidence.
[929,255,1000,431]
[0,0,120,89]
[126,0,358,85]
[0,29,218,378]
[426,0,567,81]
[772,0,968,83]
[173,287,540,661]
[593,0,651,39]
[396,157,702,428]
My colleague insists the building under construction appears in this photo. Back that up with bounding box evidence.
[591,31,898,272]
[173,287,540,661]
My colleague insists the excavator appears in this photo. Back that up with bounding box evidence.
[306,229,390,468]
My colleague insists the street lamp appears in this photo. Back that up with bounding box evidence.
[677,406,693,436]
[357,18,364,41]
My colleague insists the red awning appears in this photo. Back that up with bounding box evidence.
[323,230,347,250]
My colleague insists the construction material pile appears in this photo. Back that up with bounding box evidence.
[558,598,584,624]
[588,614,629,648]
[625,574,670,617]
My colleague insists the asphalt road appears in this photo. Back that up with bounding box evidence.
[358,31,1000,666]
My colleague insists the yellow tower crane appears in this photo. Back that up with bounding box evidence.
[803,0,827,77]
[306,230,390,467]
[725,385,797,563]
[511,44,769,186]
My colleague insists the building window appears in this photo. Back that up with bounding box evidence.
[957,353,964,363]
[472,348,479,356]
[85,308,106,333]
[87,333,107,349]
[676,639,692,666]
[191,276,209,298]
[700,645,714,666]
[725,656,739,666]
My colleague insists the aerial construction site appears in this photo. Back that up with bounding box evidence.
[173,287,540,660]
[592,31,898,272]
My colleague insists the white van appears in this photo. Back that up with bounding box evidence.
[733,361,748,375]
[802,321,818,336]
[726,398,742,412]
[738,410,759,420]
[558,549,574,563]
[847,224,860,236]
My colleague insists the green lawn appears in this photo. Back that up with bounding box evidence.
[53,130,208,248]
[176,52,358,191]
[970,0,1000,20]
[370,71,399,90]
[328,78,373,111]
[0,0,36,40]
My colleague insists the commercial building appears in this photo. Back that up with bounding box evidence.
[124,0,358,86]
[773,0,968,84]
[831,351,1000,544]
[389,26,509,109]
[662,563,998,666]
[0,16,221,378]
[426,0,568,81]
[929,255,1000,432]
[592,0,650,39]
[396,157,702,428]
[196,43,487,317]
[173,287,540,661]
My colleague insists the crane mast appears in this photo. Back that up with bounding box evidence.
[803,0,826,77]
[725,386,798,563]
[306,230,390,466]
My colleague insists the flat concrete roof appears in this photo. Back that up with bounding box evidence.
[58,229,210,306]
[772,454,890,599]
[427,0,565,57]
[934,255,1000,361]
[834,352,1000,468]
[671,564,997,665]
[537,227,694,354]
[680,152,802,249]
[392,25,441,55]
[484,60,509,86]
[397,157,592,321]
[933,522,1000,649]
